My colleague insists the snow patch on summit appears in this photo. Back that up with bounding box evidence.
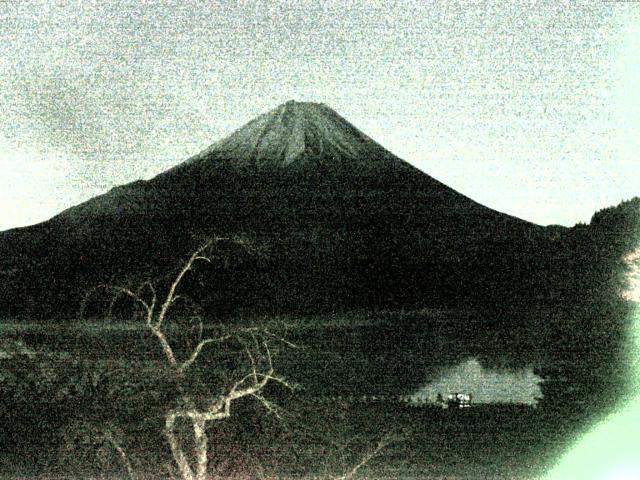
[185,100,403,170]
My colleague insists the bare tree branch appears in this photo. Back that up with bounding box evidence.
[178,335,232,374]
[156,240,217,329]
[251,393,283,419]
[103,430,137,480]
[150,324,179,370]
[193,255,213,263]
[334,435,395,480]
[263,328,302,350]
[81,283,151,320]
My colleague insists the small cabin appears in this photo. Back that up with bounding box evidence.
[444,392,472,409]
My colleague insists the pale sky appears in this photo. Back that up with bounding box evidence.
[1,0,639,231]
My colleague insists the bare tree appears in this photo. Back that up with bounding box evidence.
[84,237,293,480]
[333,434,394,480]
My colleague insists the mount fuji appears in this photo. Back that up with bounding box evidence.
[0,101,549,319]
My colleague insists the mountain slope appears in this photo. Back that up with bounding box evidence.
[0,101,548,319]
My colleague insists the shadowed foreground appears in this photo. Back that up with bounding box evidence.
[1,304,632,479]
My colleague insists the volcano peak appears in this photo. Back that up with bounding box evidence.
[185,100,404,171]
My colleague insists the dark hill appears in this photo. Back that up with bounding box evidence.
[0,101,568,319]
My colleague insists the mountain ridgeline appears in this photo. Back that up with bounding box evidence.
[0,101,638,320]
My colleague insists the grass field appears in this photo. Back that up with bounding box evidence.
[0,308,627,479]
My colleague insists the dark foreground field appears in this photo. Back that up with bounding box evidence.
[0,397,577,479]
[0,308,629,479]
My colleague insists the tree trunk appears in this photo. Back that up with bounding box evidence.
[165,413,195,480]
[193,417,209,480]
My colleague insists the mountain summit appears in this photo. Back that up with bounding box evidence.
[177,100,406,172]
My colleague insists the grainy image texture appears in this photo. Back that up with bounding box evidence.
[0,1,639,479]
